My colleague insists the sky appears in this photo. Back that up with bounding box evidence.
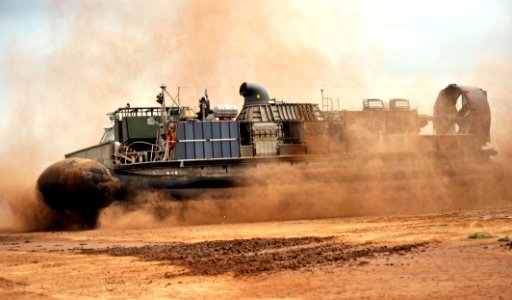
[0,0,509,104]
[0,0,511,173]
[0,2,508,90]
[0,0,50,128]
[360,1,504,75]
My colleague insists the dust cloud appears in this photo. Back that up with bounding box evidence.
[98,162,509,229]
[1,1,512,231]
[0,185,59,232]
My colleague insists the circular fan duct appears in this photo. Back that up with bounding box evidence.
[433,84,491,142]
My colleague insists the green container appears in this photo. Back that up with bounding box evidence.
[120,116,160,142]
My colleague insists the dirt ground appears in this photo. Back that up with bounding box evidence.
[0,206,511,299]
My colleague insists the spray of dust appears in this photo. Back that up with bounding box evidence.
[1,1,512,231]
[98,160,509,229]
[1,185,60,232]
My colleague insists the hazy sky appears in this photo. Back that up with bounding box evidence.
[0,0,50,127]
[1,0,509,101]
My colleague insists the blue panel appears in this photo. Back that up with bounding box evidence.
[204,141,212,159]
[230,140,240,157]
[186,142,195,159]
[194,142,204,159]
[175,141,186,160]
[193,123,204,159]
[229,122,239,138]
[176,122,186,140]
[212,122,221,139]
[193,122,203,139]
[221,122,230,138]
[185,122,194,140]
[202,123,212,159]
[175,121,241,160]
[213,141,222,158]
[203,122,212,139]
[221,141,230,157]
[175,122,187,159]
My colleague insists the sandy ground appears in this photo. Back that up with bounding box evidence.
[1,206,512,299]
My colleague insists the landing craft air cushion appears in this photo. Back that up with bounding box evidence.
[37,82,499,229]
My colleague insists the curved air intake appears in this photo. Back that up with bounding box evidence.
[433,84,491,143]
[239,82,270,105]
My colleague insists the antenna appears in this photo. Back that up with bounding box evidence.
[162,86,181,108]
[321,89,334,111]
